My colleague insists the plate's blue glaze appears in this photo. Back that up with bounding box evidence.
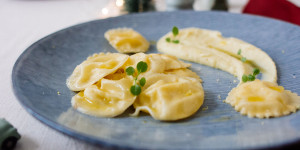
[12,11,300,149]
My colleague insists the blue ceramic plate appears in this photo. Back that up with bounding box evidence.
[12,11,300,149]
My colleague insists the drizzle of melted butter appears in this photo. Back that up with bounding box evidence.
[269,86,284,92]
[247,96,265,102]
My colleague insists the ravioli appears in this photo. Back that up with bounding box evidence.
[132,74,204,121]
[67,52,202,120]
[226,79,300,118]
[72,77,136,117]
[164,68,202,82]
[105,28,150,53]
[67,53,129,91]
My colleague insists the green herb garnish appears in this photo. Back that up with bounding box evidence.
[137,61,148,73]
[241,57,247,62]
[248,74,255,81]
[172,40,179,44]
[166,26,180,44]
[126,66,135,75]
[139,77,146,86]
[166,37,171,42]
[237,49,247,62]
[130,84,141,96]
[126,61,148,95]
[242,68,261,83]
[242,75,248,82]
[237,49,242,55]
[253,68,260,76]
[172,26,179,36]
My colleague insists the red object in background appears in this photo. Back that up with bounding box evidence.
[243,0,300,26]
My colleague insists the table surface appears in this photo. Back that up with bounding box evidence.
[0,0,247,149]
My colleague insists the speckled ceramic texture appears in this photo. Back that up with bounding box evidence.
[12,11,300,149]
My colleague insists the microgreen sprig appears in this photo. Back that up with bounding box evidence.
[237,49,247,62]
[126,61,148,95]
[172,26,179,36]
[165,26,180,44]
[242,68,260,82]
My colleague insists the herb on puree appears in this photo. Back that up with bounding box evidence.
[237,49,247,62]
[126,61,148,95]
[166,26,180,44]
[242,68,260,82]
[237,49,260,82]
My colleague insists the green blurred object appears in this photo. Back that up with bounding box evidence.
[0,119,21,150]
[124,0,154,13]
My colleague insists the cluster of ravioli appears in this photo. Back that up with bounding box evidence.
[67,53,204,121]
[158,27,300,118]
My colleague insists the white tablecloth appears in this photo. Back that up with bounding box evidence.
[0,0,247,149]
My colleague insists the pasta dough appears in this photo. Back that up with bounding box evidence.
[67,53,129,91]
[67,52,203,120]
[105,28,150,53]
[164,68,202,82]
[72,77,136,117]
[132,74,204,121]
[226,79,300,118]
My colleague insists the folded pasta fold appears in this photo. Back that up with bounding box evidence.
[67,52,204,121]
[132,74,204,121]
[72,77,136,117]
[67,53,129,91]
[104,28,150,53]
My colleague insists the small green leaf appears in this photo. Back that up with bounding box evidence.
[241,57,247,62]
[172,26,179,36]
[166,37,171,42]
[253,68,260,76]
[237,49,242,55]
[242,75,248,82]
[248,74,255,81]
[139,77,146,86]
[172,40,180,44]
[126,66,135,75]
[137,61,148,73]
[130,84,141,95]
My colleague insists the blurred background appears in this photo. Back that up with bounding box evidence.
[97,0,300,25]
